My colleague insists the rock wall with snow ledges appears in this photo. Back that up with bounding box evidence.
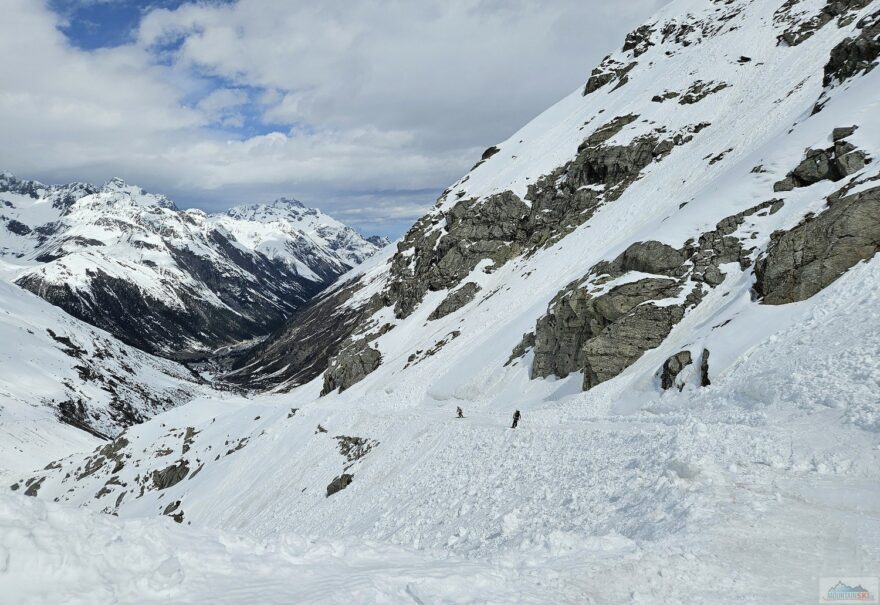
[234,0,880,395]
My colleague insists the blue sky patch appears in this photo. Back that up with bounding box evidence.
[50,1,189,50]
[50,1,289,139]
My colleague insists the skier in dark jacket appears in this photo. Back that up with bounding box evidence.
[456,406,464,419]
[511,410,521,429]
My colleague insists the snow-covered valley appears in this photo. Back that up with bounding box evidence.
[7,246,878,603]
[2,0,879,602]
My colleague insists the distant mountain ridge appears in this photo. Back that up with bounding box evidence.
[221,196,385,269]
[0,172,386,358]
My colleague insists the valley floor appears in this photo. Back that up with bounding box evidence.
[0,469,875,605]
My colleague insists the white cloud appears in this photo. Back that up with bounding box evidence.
[196,88,249,127]
[0,0,669,235]
[139,0,669,150]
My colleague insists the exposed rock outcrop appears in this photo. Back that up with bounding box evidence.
[623,24,656,57]
[532,276,684,382]
[755,183,880,304]
[151,460,190,491]
[24,477,45,497]
[822,8,880,86]
[6,219,31,235]
[526,199,783,390]
[405,331,461,369]
[583,303,687,389]
[506,331,536,367]
[775,0,873,47]
[97,435,129,471]
[384,192,527,319]
[590,240,691,278]
[321,338,383,395]
[660,351,692,390]
[335,436,378,463]
[583,57,637,95]
[471,145,501,170]
[429,282,482,320]
[773,131,869,191]
[652,90,680,103]
[162,500,185,523]
[326,473,353,497]
[679,80,729,104]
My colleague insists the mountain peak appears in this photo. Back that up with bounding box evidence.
[101,177,137,193]
[0,171,46,197]
[366,235,391,248]
[271,197,306,209]
[97,178,177,210]
[225,198,315,222]
[220,197,382,267]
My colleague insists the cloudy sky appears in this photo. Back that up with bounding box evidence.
[1,0,667,236]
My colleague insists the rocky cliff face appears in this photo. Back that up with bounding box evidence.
[519,199,783,390]
[774,0,874,47]
[0,176,383,358]
[822,7,880,82]
[773,127,868,190]
[756,182,880,304]
[378,115,708,321]
[321,338,383,395]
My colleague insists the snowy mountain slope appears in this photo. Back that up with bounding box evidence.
[14,254,880,602]
[0,271,214,477]
[0,174,383,357]
[7,0,880,602]
[231,0,880,393]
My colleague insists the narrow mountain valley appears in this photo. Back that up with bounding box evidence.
[0,173,385,358]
